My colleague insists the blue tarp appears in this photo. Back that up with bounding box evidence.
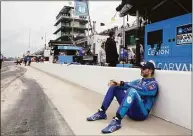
[116,64,133,68]
[58,56,73,63]
[58,46,82,50]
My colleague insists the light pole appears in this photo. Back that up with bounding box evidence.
[135,10,141,66]
[123,16,125,48]
[93,21,96,34]
[28,29,30,48]
[45,32,47,49]
[72,9,75,45]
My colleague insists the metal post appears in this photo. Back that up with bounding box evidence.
[87,19,89,45]
[93,21,96,33]
[135,10,141,66]
[123,16,126,66]
[87,0,90,46]
[120,16,126,59]
[123,16,125,48]
[72,9,74,44]
[28,28,31,50]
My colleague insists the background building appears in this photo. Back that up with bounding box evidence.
[53,6,89,44]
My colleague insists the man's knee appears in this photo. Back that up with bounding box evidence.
[107,86,116,93]
[121,88,138,106]
[108,86,121,93]
[128,88,138,95]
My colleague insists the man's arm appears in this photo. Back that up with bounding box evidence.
[122,81,158,96]
[105,41,108,52]
[123,79,140,87]
[109,79,139,88]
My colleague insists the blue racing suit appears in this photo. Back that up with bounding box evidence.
[120,49,128,61]
[27,56,31,62]
[78,50,83,56]
[102,78,158,120]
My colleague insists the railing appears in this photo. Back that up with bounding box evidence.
[69,23,87,29]
[79,25,86,28]
[70,32,85,36]
[61,23,70,27]
[57,15,70,21]
[56,14,88,22]
[61,32,71,36]
[57,22,86,28]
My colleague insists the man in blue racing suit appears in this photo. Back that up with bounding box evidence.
[86,61,159,134]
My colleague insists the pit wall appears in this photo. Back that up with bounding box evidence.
[31,63,191,130]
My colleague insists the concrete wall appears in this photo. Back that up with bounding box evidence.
[32,63,191,130]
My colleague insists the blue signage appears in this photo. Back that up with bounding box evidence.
[58,46,82,50]
[145,13,192,71]
[74,0,89,16]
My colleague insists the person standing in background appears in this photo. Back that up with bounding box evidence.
[78,49,83,57]
[128,49,134,64]
[0,53,4,69]
[24,56,27,66]
[16,57,22,65]
[120,46,128,63]
[105,31,119,67]
[27,55,31,66]
[132,50,136,64]
[140,44,144,62]
[99,42,106,66]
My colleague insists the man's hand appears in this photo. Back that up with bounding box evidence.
[108,80,120,86]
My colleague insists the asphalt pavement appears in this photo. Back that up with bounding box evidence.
[1,62,74,136]
[1,62,26,90]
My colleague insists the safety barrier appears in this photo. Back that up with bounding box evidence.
[31,63,191,130]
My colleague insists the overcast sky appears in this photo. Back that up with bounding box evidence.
[1,1,136,57]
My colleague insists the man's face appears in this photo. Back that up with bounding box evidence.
[112,35,115,39]
[141,68,153,77]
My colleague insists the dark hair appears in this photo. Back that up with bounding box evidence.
[141,61,155,76]
[109,31,115,37]
[151,70,155,76]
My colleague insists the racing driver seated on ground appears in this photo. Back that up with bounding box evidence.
[86,61,159,134]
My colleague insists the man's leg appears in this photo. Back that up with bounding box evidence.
[28,61,31,66]
[0,60,2,69]
[116,88,148,120]
[101,86,127,111]
[108,61,117,67]
[101,88,148,133]
[86,86,127,121]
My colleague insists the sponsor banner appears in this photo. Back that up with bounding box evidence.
[96,38,106,44]
[74,0,89,16]
[147,45,170,56]
[58,46,82,50]
[148,60,192,71]
[176,24,192,45]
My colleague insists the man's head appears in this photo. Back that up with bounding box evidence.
[140,61,155,78]
[109,31,115,39]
